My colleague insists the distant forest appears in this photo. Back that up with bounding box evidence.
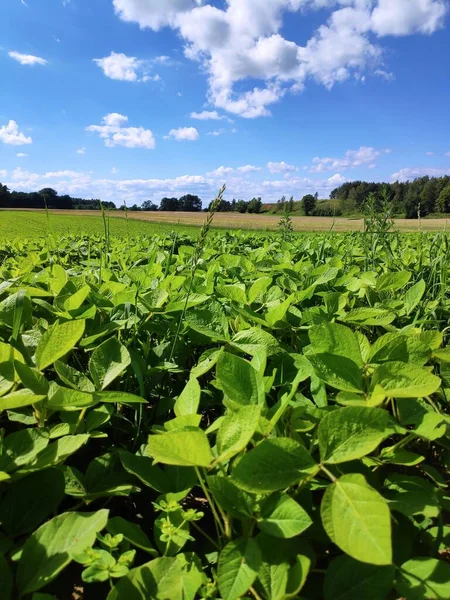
[2,175,450,218]
[331,175,450,218]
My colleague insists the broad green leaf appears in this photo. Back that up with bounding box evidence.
[218,538,261,600]
[217,351,265,406]
[0,389,46,412]
[369,334,430,366]
[216,406,260,463]
[174,378,201,417]
[217,283,247,305]
[0,469,65,536]
[35,319,86,370]
[120,451,171,492]
[396,558,450,600]
[54,360,95,392]
[0,428,49,472]
[376,271,411,292]
[384,475,440,518]
[372,362,441,398]
[17,510,108,595]
[107,557,183,600]
[63,285,90,311]
[186,306,229,341]
[177,553,203,600]
[248,276,272,304]
[318,407,389,464]
[106,517,157,556]
[93,391,147,404]
[258,493,312,538]
[308,353,363,393]
[22,435,89,472]
[342,308,396,326]
[147,428,213,467]
[207,475,255,519]
[309,322,363,367]
[324,556,395,600]
[89,337,131,390]
[232,438,317,493]
[321,474,392,565]
[47,385,96,410]
[14,361,49,395]
[404,279,426,315]
[231,328,280,357]
[265,295,294,327]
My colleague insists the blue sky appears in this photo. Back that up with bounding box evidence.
[1,0,450,206]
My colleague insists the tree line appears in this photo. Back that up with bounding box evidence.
[331,176,450,218]
[0,185,115,211]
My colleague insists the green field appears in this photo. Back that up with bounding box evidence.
[0,222,449,599]
[0,210,198,239]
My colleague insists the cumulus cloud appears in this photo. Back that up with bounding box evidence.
[0,120,32,145]
[167,127,199,141]
[111,0,448,117]
[391,166,450,181]
[77,147,86,155]
[207,166,234,177]
[207,129,225,136]
[309,146,389,172]
[0,170,7,179]
[190,110,225,120]
[8,51,47,66]
[94,52,144,82]
[267,161,297,173]
[16,153,28,158]
[86,113,156,149]
[237,165,261,173]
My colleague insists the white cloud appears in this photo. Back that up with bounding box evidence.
[207,129,225,136]
[309,146,388,172]
[86,113,156,149]
[8,51,47,66]
[391,167,450,181]
[112,0,448,118]
[16,153,28,158]
[237,165,261,173]
[425,151,435,156]
[371,0,447,36]
[94,52,143,82]
[167,127,199,141]
[374,69,395,81]
[207,166,234,177]
[111,167,119,174]
[77,147,86,155]
[0,120,32,145]
[267,161,297,174]
[0,170,7,179]
[190,110,225,120]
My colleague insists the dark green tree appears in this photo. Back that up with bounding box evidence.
[302,194,317,216]
[160,197,180,211]
[288,196,295,213]
[437,185,450,213]
[141,200,158,211]
[248,197,262,214]
[179,194,202,212]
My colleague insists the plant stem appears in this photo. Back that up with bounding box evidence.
[195,467,226,538]
[320,464,338,483]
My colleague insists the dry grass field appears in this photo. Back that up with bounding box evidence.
[4,208,450,232]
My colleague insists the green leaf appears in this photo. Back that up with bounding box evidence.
[376,271,411,293]
[0,389,46,412]
[14,361,49,395]
[232,438,317,493]
[0,428,49,472]
[107,557,183,600]
[404,280,426,315]
[384,475,440,518]
[54,360,95,392]
[258,493,312,539]
[396,558,450,600]
[309,322,363,367]
[93,391,147,404]
[307,353,363,393]
[22,435,89,472]
[217,352,265,406]
[218,538,261,600]
[35,319,86,370]
[147,428,213,467]
[120,451,170,492]
[318,407,389,464]
[231,328,280,357]
[217,283,247,305]
[47,385,96,410]
[324,556,395,600]
[216,406,260,463]
[174,378,201,417]
[265,295,294,327]
[89,337,131,390]
[17,510,108,596]
[321,474,392,566]
[107,517,157,556]
[342,308,396,326]
[372,362,441,398]
[177,553,203,600]
[248,276,272,304]
[369,334,430,366]
[207,475,255,519]
[0,469,65,536]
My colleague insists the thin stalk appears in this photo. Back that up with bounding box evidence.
[195,467,226,538]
